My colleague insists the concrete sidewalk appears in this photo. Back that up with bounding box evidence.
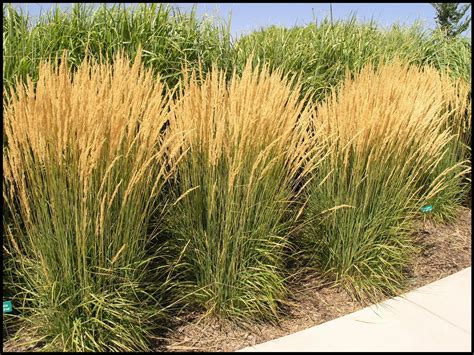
[239,267,471,352]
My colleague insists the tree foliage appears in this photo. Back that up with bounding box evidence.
[431,3,471,37]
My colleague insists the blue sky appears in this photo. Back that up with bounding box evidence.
[10,3,472,39]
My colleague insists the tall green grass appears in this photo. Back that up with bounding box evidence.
[300,61,469,300]
[163,61,326,321]
[3,51,185,351]
[3,3,233,94]
[234,17,471,103]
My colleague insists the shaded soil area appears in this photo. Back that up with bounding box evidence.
[154,208,471,352]
[3,208,471,352]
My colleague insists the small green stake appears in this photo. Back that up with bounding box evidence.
[420,205,433,213]
[3,301,13,313]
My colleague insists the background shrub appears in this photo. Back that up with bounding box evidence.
[234,18,471,103]
[3,3,233,95]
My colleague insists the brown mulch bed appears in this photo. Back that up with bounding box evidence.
[154,208,471,352]
[3,208,471,352]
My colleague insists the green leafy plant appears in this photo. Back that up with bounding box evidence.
[234,17,471,102]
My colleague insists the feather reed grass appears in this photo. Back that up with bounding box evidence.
[3,50,186,351]
[301,60,470,300]
[421,73,471,220]
[2,3,471,341]
[163,60,326,321]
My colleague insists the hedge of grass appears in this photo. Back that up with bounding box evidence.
[234,17,471,103]
[3,3,233,93]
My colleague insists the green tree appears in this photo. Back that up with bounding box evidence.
[431,3,471,37]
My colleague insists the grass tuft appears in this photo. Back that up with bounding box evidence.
[163,60,326,321]
[301,60,469,300]
[3,49,185,351]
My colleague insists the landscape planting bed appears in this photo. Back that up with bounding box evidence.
[153,208,471,352]
[4,209,470,353]
[3,4,471,353]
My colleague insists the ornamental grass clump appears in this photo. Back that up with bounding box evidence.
[302,61,469,300]
[3,50,185,351]
[164,61,326,321]
[422,74,471,220]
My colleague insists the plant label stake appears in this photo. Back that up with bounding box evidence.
[420,205,433,231]
[420,205,433,213]
[3,301,12,314]
[3,301,13,337]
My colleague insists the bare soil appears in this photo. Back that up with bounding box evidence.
[3,208,471,352]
